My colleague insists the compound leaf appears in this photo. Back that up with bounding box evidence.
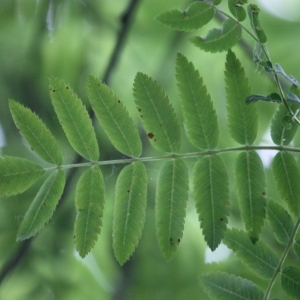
[87,76,142,157]
[281,266,300,300]
[133,72,181,153]
[272,152,300,216]
[176,53,218,149]
[201,271,264,300]
[266,200,294,245]
[155,1,215,32]
[0,156,45,196]
[17,169,66,240]
[225,49,257,145]
[193,155,229,250]
[113,162,147,265]
[49,77,99,161]
[235,151,266,242]
[74,166,105,257]
[9,100,63,165]
[190,19,242,53]
[156,159,189,260]
[224,228,279,279]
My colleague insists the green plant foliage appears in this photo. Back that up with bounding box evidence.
[86,76,142,158]
[234,151,266,242]
[155,159,189,260]
[266,200,294,245]
[295,239,300,259]
[9,100,63,165]
[272,152,300,216]
[228,0,247,22]
[0,156,45,196]
[193,155,229,250]
[17,169,66,240]
[213,0,222,4]
[247,4,267,44]
[225,49,257,145]
[74,166,105,258]
[275,63,300,87]
[49,77,99,161]
[223,228,279,279]
[176,52,219,150]
[281,266,300,300]
[201,271,264,300]
[133,72,181,153]
[113,162,147,265]
[190,19,242,53]
[154,1,215,32]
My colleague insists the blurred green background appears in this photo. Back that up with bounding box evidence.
[0,0,300,299]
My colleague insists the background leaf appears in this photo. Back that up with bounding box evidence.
[156,158,189,260]
[9,100,63,165]
[113,162,147,265]
[0,156,45,196]
[235,151,266,242]
[49,77,99,161]
[201,271,264,300]
[190,19,242,53]
[74,166,105,257]
[193,155,229,250]
[223,228,279,279]
[87,76,142,157]
[154,1,215,32]
[17,169,66,240]
[294,239,300,259]
[133,72,181,153]
[225,49,257,145]
[272,152,300,216]
[176,53,218,149]
[281,266,300,300]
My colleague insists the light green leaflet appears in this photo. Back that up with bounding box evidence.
[86,76,142,158]
[225,49,257,145]
[201,271,264,300]
[17,169,66,240]
[193,155,229,251]
[266,200,294,245]
[272,152,300,216]
[156,159,189,260]
[281,266,300,300]
[270,104,299,146]
[0,156,45,196]
[113,162,147,265]
[176,53,218,150]
[9,100,63,165]
[228,0,247,22]
[49,77,99,161]
[154,1,215,32]
[133,72,181,153]
[235,151,266,242]
[223,228,279,280]
[74,166,105,258]
[190,19,242,53]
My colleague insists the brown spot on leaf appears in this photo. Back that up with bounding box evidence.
[148,133,154,139]
[177,238,181,243]
[127,190,130,193]
[220,218,224,221]
[66,86,69,89]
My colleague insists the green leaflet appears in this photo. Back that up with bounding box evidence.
[235,151,266,242]
[74,166,105,257]
[213,0,222,4]
[223,228,279,280]
[270,104,299,146]
[190,19,242,53]
[295,239,300,259]
[154,1,215,32]
[133,72,181,153]
[0,156,45,196]
[225,49,257,145]
[228,0,247,22]
[9,100,63,165]
[49,77,99,161]
[17,169,66,240]
[86,76,142,158]
[155,159,189,260]
[272,152,300,216]
[193,155,229,251]
[113,162,147,265]
[201,271,264,300]
[281,266,300,300]
[176,53,219,150]
[266,200,294,245]
[247,4,267,44]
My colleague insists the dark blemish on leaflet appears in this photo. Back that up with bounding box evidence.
[148,133,154,139]
[66,86,69,89]
[127,190,130,193]
[177,238,180,243]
